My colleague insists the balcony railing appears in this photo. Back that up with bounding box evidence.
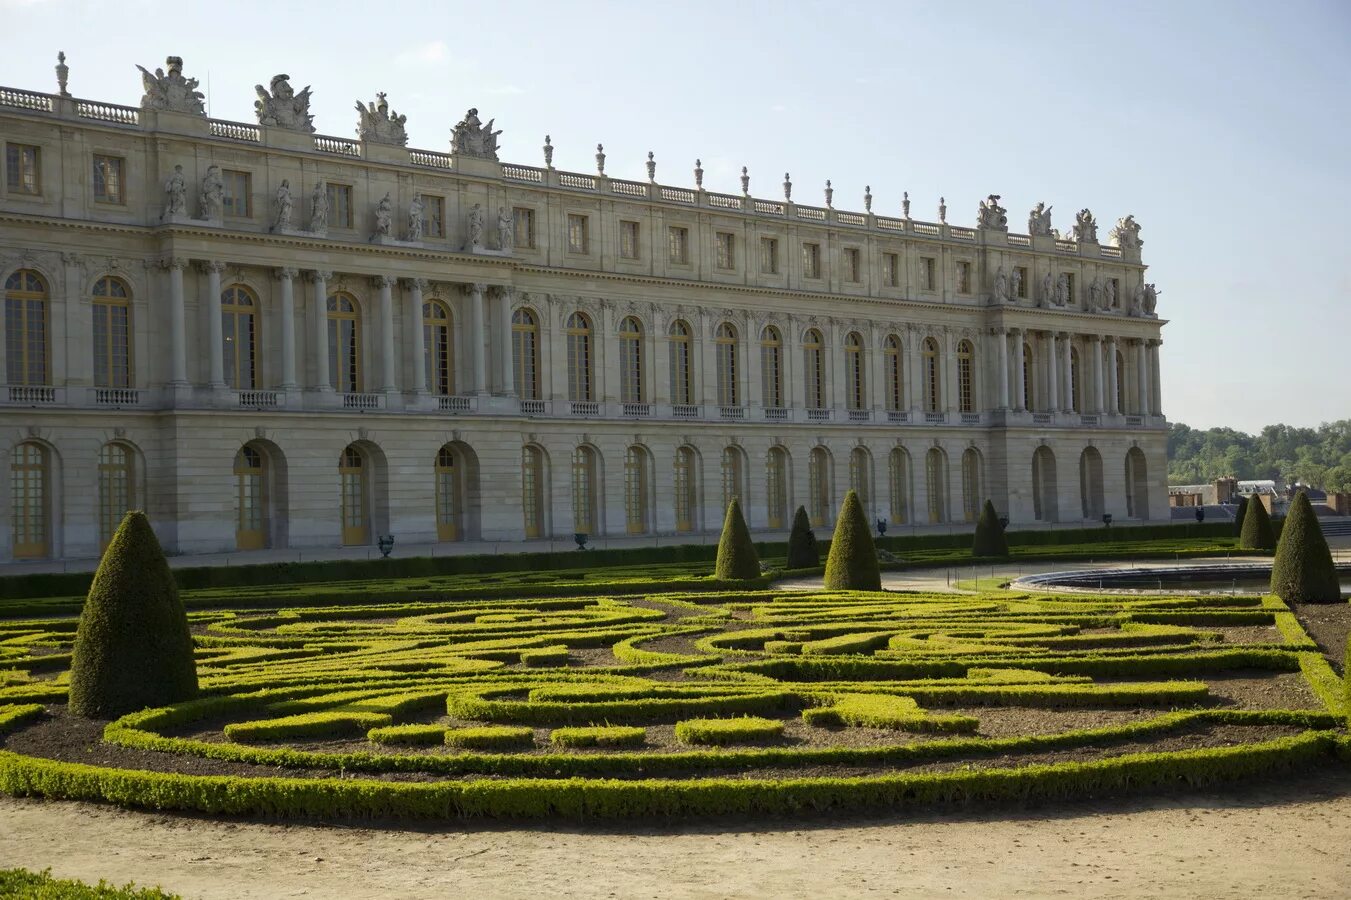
[520,399,546,415]
[672,404,700,419]
[91,387,144,407]
[238,390,280,409]
[847,408,871,423]
[960,412,981,425]
[1032,413,1054,425]
[806,408,832,422]
[342,392,383,410]
[718,406,745,420]
[5,385,58,405]
[1080,414,1100,426]
[1125,415,1144,426]
[924,411,947,425]
[887,410,910,424]
[438,395,472,413]
[622,402,651,417]
[570,400,600,416]
[763,406,788,421]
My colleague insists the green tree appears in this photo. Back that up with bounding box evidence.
[971,500,1009,558]
[824,490,882,591]
[1234,495,1249,536]
[68,511,198,718]
[714,497,761,581]
[785,506,819,569]
[1239,495,1276,551]
[1270,491,1341,604]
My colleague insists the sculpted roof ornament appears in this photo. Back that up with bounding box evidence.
[255,74,314,133]
[1072,208,1098,243]
[1028,202,1053,236]
[451,108,502,160]
[976,194,1007,230]
[137,56,205,115]
[1110,214,1143,250]
[355,92,408,146]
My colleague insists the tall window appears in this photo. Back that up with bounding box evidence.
[5,269,48,386]
[327,293,362,392]
[1016,266,1029,298]
[620,220,639,259]
[521,445,545,538]
[843,247,861,282]
[668,320,692,406]
[92,155,124,204]
[673,446,697,532]
[1069,347,1081,413]
[512,207,536,249]
[761,237,779,274]
[808,447,830,526]
[955,260,971,293]
[760,326,783,408]
[11,442,50,559]
[802,242,821,279]
[234,444,267,550]
[221,285,257,390]
[925,448,947,524]
[849,447,870,513]
[567,214,589,253]
[92,275,132,388]
[97,442,134,551]
[512,308,539,400]
[339,445,368,545]
[668,226,690,264]
[961,448,981,523]
[889,448,910,525]
[766,447,788,529]
[957,339,974,413]
[921,257,936,290]
[619,316,643,404]
[1115,349,1126,413]
[423,300,454,396]
[326,184,353,228]
[565,312,593,402]
[435,446,461,541]
[424,196,445,238]
[882,253,899,287]
[721,446,744,512]
[803,328,824,409]
[845,332,865,410]
[1023,342,1035,411]
[715,232,735,270]
[922,337,941,412]
[884,334,903,411]
[6,143,40,195]
[572,446,597,534]
[624,445,649,534]
[715,322,738,407]
[222,170,252,217]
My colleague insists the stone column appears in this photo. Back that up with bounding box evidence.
[1136,339,1150,416]
[1149,339,1162,417]
[1105,337,1119,414]
[1091,335,1104,414]
[1060,332,1073,412]
[308,270,332,391]
[496,287,516,396]
[994,327,1009,409]
[203,261,226,388]
[468,283,487,395]
[1045,332,1059,412]
[942,330,957,413]
[375,276,396,393]
[868,328,884,412]
[275,268,298,389]
[1011,329,1025,412]
[408,279,427,394]
[908,330,923,413]
[164,257,188,386]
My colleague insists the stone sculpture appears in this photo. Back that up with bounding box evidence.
[355,92,408,146]
[199,165,223,220]
[1104,278,1116,310]
[1028,202,1053,236]
[902,191,910,218]
[137,56,205,115]
[162,165,187,219]
[373,193,393,238]
[273,179,294,231]
[1072,208,1098,243]
[976,194,1007,229]
[993,266,1009,303]
[1010,267,1022,300]
[309,180,329,234]
[407,194,424,242]
[1131,283,1145,316]
[1111,214,1142,250]
[1041,271,1055,307]
[938,196,947,223]
[1055,273,1070,306]
[254,74,315,133]
[1143,283,1160,315]
[497,207,513,251]
[467,203,484,249]
[451,108,501,160]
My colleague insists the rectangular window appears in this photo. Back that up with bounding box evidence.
[1016,266,1029,298]
[715,232,735,270]
[668,226,689,264]
[620,220,639,259]
[424,196,445,238]
[956,260,971,293]
[921,257,936,291]
[512,207,535,248]
[882,253,899,287]
[760,237,779,274]
[1109,277,1120,307]
[92,155,125,204]
[844,247,861,282]
[6,144,40,195]
[802,242,821,279]
[1065,273,1076,304]
[222,170,252,218]
[567,213,589,253]
[327,183,353,228]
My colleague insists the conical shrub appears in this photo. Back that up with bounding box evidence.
[715,497,761,581]
[68,511,198,718]
[1239,494,1276,551]
[1270,491,1341,603]
[1234,495,1249,536]
[786,506,819,569]
[824,490,882,591]
[972,500,1009,558]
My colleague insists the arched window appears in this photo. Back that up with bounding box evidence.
[803,328,825,409]
[624,445,650,534]
[512,308,540,401]
[922,337,941,413]
[1079,447,1105,520]
[715,322,738,407]
[521,445,545,538]
[423,300,454,396]
[1023,342,1036,411]
[888,447,910,525]
[766,447,788,529]
[957,339,974,414]
[845,332,866,410]
[808,446,831,526]
[97,442,134,550]
[884,334,903,411]
[619,316,643,404]
[721,446,744,513]
[1069,347,1081,414]
[668,320,693,406]
[1032,446,1059,523]
[435,446,462,541]
[11,441,50,558]
[220,284,257,390]
[760,326,783,409]
[925,447,947,524]
[5,270,49,386]
[1125,447,1150,519]
[92,276,132,389]
[1115,349,1127,414]
[674,446,697,533]
[849,447,871,513]
[565,312,593,402]
[339,445,368,545]
[234,444,268,550]
[960,448,981,523]
[327,293,362,393]
[572,445,598,533]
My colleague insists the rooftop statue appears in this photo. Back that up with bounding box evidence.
[1143,283,1160,315]
[355,92,408,146]
[976,194,1007,230]
[137,56,205,115]
[255,74,315,133]
[1110,214,1142,250]
[1028,202,1053,236]
[451,108,502,160]
[1072,208,1098,243]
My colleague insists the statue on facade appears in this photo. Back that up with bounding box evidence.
[254,74,315,133]
[938,196,947,223]
[162,164,187,219]
[1089,276,1104,311]
[309,180,329,233]
[976,194,1007,229]
[992,266,1009,303]
[451,108,502,160]
[1131,282,1145,316]
[355,92,408,146]
[372,193,393,238]
[1028,202,1053,236]
[1055,273,1070,306]
[407,193,424,242]
[1010,266,1022,300]
[199,164,223,220]
[1110,214,1142,250]
[497,206,514,251]
[1072,208,1098,243]
[467,203,485,249]
[272,179,294,231]
[137,56,205,115]
[1104,277,1116,310]
[1143,283,1160,315]
[1041,271,1055,307]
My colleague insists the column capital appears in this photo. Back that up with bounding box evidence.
[159,255,187,271]
[988,325,1007,337]
[371,275,397,289]
[305,269,333,284]
[407,277,430,292]
[1087,333,1103,344]
[465,281,486,296]
[1146,338,1161,348]
[274,266,299,280]
[1007,326,1023,339]
[198,260,228,276]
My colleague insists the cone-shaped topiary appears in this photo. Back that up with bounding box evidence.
[824,490,882,591]
[971,500,1009,558]
[786,505,819,569]
[1270,491,1341,604]
[715,497,761,581]
[1239,494,1276,551]
[68,511,198,718]
[1234,495,1249,536]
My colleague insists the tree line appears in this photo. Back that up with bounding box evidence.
[1168,420,1351,492]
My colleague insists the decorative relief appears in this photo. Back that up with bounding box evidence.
[137,56,205,115]
[255,74,315,133]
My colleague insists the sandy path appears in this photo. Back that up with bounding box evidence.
[3,770,1350,899]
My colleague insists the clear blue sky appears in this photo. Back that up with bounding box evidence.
[4,0,1349,434]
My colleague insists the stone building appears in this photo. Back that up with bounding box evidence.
[0,56,1168,562]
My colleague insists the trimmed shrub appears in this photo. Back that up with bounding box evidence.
[715,498,762,581]
[972,500,1009,558]
[443,725,535,751]
[786,506,819,569]
[1234,496,1249,536]
[224,711,392,742]
[1239,495,1276,551]
[519,647,570,667]
[0,868,180,899]
[367,724,447,746]
[1270,491,1341,604]
[674,716,784,745]
[802,694,978,733]
[823,491,881,591]
[549,725,646,748]
[68,511,198,719]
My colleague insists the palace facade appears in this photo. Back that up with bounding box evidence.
[0,57,1168,562]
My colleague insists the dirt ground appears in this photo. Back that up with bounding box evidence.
[3,769,1351,899]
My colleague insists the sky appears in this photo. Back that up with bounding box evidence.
[3,0,1349,434]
